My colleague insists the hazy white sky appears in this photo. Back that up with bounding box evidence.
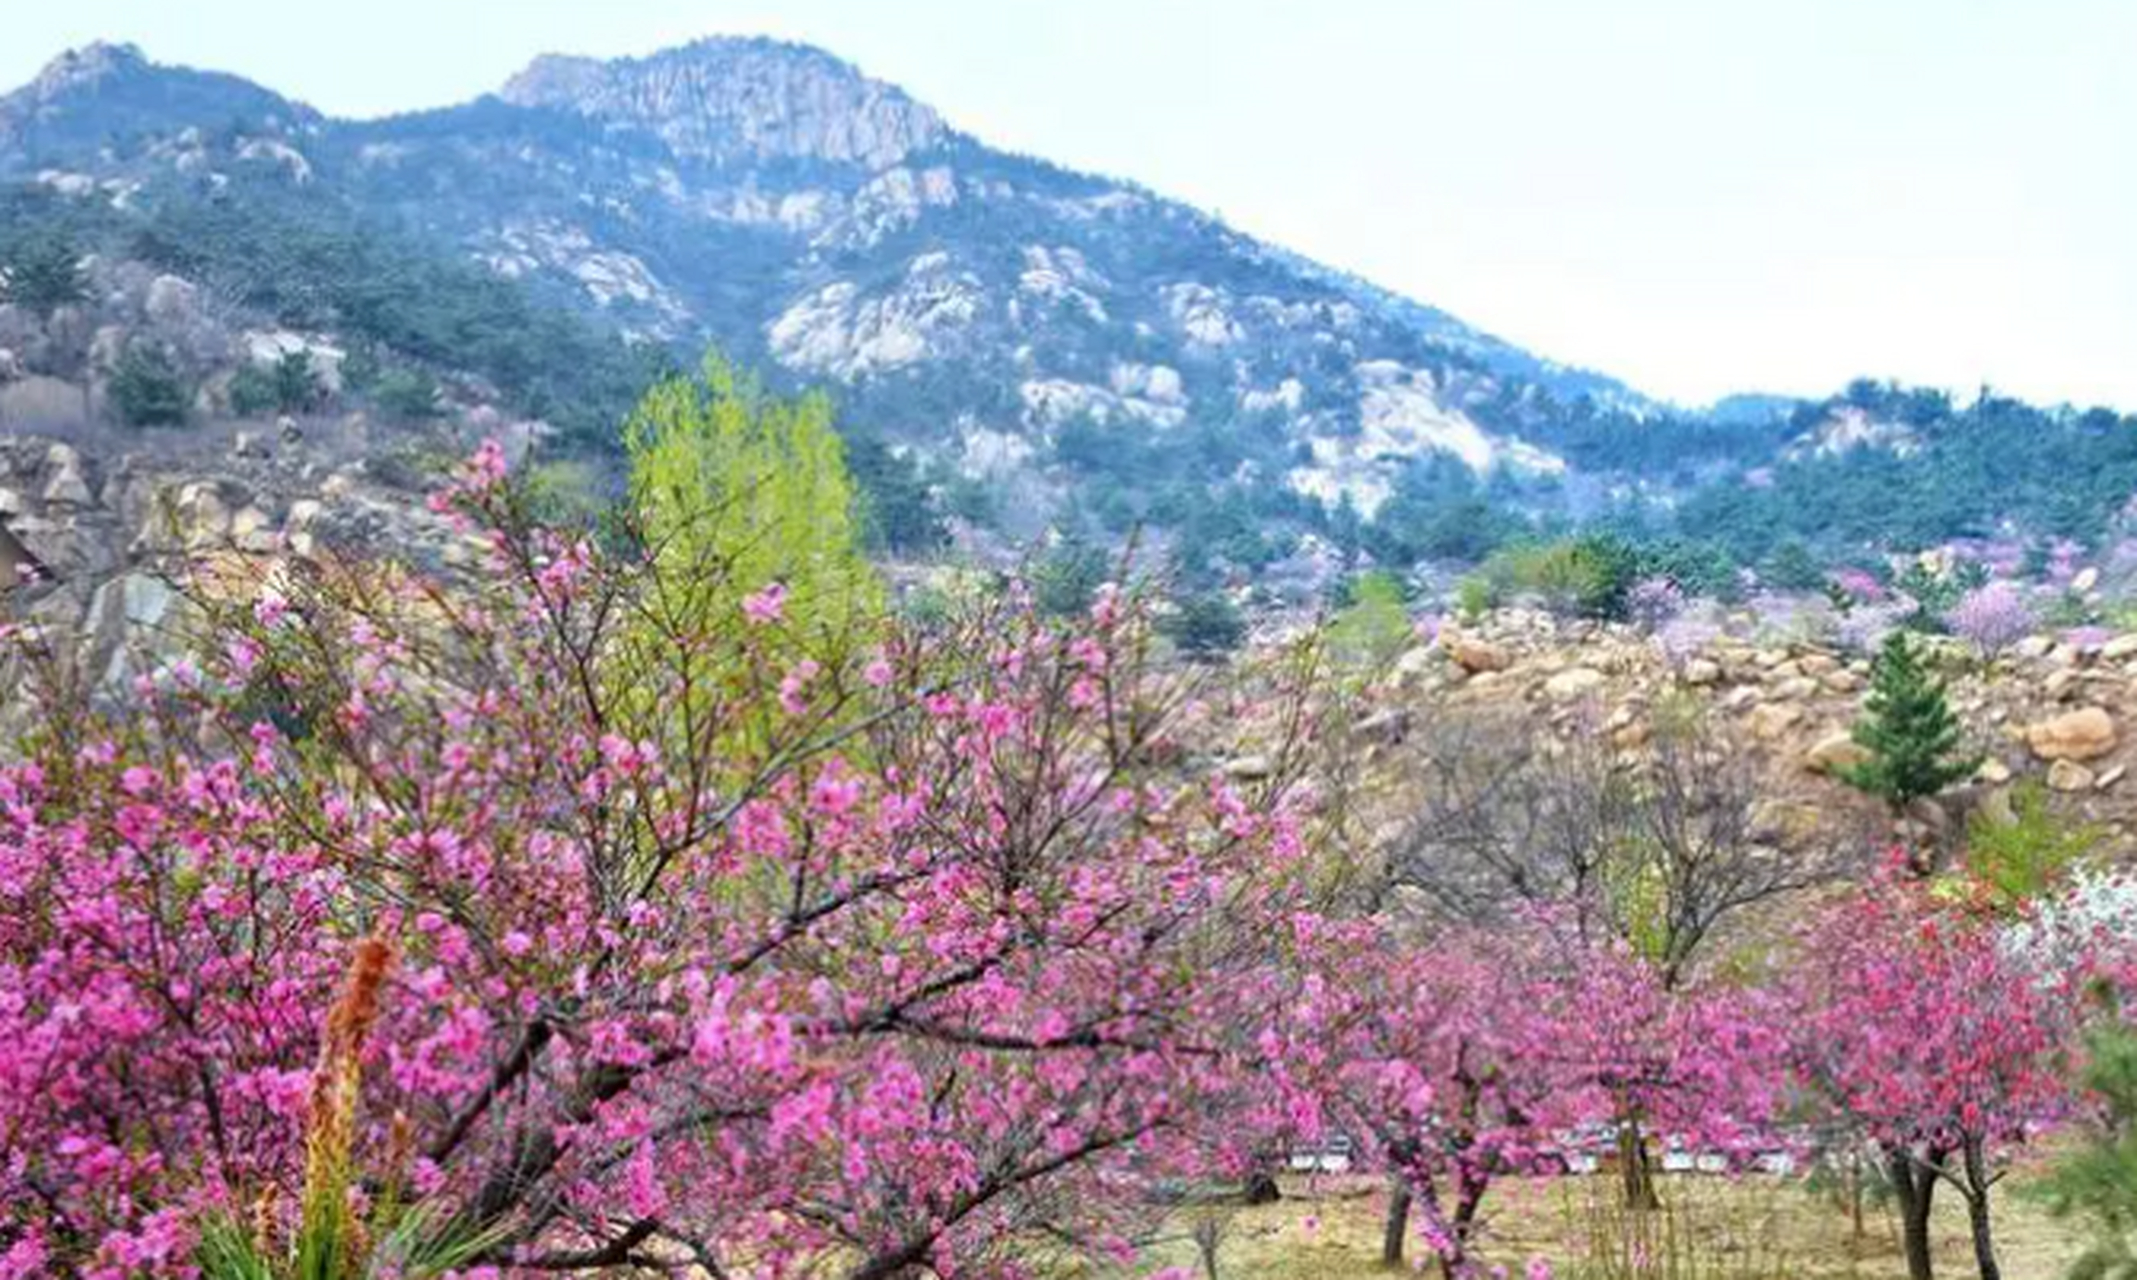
[3,1,2131,410]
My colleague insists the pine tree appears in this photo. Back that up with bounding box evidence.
[1837,630,1981,814]
[109,343,190,427]
[2034,998,2137,1280]
[0,234,87,320]
[1163,589,1246,661]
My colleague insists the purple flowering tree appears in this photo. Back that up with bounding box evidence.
[1948,581,2037,656]
[1626,577,1687,631]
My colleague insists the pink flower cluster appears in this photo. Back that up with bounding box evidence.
[0,448,1319,1277]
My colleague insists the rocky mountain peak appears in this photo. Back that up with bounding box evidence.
[497,36,946,170]
[1,42,152,121]
[24,42,151,99]
[0,42,310,144]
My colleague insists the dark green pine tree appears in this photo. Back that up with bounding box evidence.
[2034,997,2137,1280]
[1837,630,1981,815]
[0,234,88,320]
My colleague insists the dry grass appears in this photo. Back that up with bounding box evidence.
[1128,1174,2083,1279]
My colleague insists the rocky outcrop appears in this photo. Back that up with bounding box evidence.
[1441,632,1511,675]
[1355,607,2137,854]
[2049,759,2098,793]
[500,38,945,169]
[1543,666,1607,701]
[2027,707,2119,762]
[0,427,481,715]
[1803,732,1871,775]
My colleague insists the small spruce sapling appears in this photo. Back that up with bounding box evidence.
[1837,631,1981,858]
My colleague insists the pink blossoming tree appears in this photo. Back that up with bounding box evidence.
[0,447,1322,1278]
[1788,865,2078,1280]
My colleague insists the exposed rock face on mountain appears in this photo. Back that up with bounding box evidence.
[0,38,1642,530]
[0,420,483,727]
[499,40,945,169]
[13,36,2120,579]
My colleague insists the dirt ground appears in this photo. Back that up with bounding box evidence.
[1131,1173,2086,1279]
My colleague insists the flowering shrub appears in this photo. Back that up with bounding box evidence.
[1744,592,1838,646]
[2063,624,2115,656]
[1947,581,2037,656]
[2046,538,2085,587]
[1654,616,1722,669]
[0,446,1321,1277]
[2001,867,2137,980]
[1267,919,1782,1276]
[1834,600,1912,654]
[1624,577,1686,630]
[1829,567,1888,605]
[1273,925,1575,1272]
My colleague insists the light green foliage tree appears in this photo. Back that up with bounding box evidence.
[1480,533,1641,620]
[1837,631,1981,818]
[1328,571,1412,670]
[1455,575,1494,623]
[1965,781,2099,913]
[523,458,615,531]
[625,353,880,652]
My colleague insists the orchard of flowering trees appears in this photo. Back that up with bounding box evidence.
[3,416,2137,1279]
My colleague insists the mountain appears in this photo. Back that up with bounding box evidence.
[0,41,1635,523]
[3,39,2135,584]
[496,41,945,169]
[0,42,318,152]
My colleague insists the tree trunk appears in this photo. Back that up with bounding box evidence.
[1887,1148,1937,1280]
[1618,1111,1660,1210]
[1439,1180,1485,1280]
[1850,1160,1865,1244]
[1962,1138,2002,1280]
[1963,1193,2000,1280]
[1381,1176,1411,1268]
